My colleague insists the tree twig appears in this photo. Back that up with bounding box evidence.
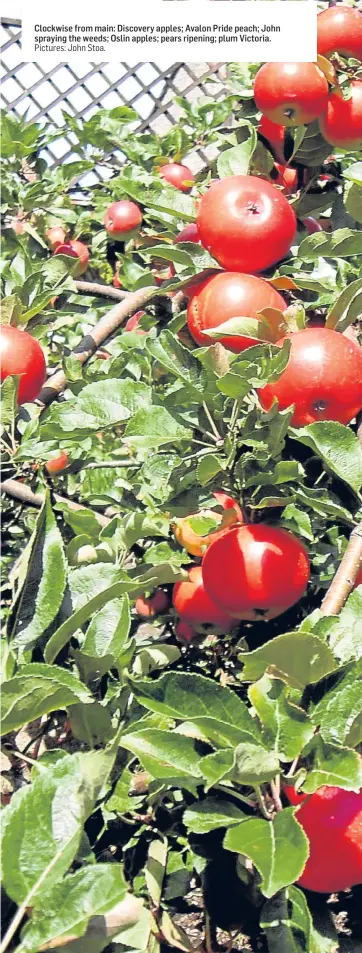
[35,285,158,408]
[0,479,110,528]
[74,280,129,300]
[320,519,362,616]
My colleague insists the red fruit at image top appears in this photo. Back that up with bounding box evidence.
[159,163,195,193]
[202,524,310,622]
[174,223,201,244]
[253,62,329,127]
[104,200,142,239]
[284,774,362,893]
[319,82,362,151]
[197,175,296,274]
[0,325,46,404]
[258,115,286,163]
[317,5,362,61]
[259,327,362,427]
[172,566,234,629]
[187,271,285,352]
[54,240,89,276]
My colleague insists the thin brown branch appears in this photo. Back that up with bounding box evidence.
[35,285,157,408]
[0,479,110,528]
[74,280,128,301]
[320,519,362,616]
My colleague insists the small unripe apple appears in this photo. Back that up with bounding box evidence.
[73,545,98,565]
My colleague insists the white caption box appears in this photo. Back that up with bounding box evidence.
[21,1,317,65]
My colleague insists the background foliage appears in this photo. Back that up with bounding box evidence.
[1,56,362,953]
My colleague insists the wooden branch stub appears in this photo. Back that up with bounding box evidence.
[320,520,362,616]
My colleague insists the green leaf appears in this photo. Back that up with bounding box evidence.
[79,595,131,677]
[196,454,225,485]
[298,228,362,261]
[1,746,118,906]
[249,676,315,760]
[245,461,303,489]
[142,243,194,268]
[120,728,204,780]
[41,380,151,436]
[231,742,280,786]
[44,565,181,664]
[112,907,154,953]
[261,886,313,953]
[344,162,362,185]
[9,494,67,651]
[313,667,362,746]
[204,317,266,342]
[293,120,332,168]
[176,717,255,749]
[345,183,362,227]
[240,632,337,690]
[187,513,219,535]
[144,186,196,222]
[201,749,234,787]
[68,700,113,746]
[183,798,246,834]
[129,671,259,741]
[124,406,192,449]
[291,422,362,493]
[44,581,130,665]
[0,293,23,326]
[0,376,18,433]
[217,125,257,178]
[326,277,362,331]
[0,663,93,734]
[217,341,291,400]
[301,740,362,794]
[19,865,141,953]
[145,836,167,907]
[282,505,314,541]
[225,808,309,898]
[133,644,181,677]
[147,330,206,397]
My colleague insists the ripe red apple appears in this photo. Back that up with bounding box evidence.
[104,200,142,240]
[284,771,362,893]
